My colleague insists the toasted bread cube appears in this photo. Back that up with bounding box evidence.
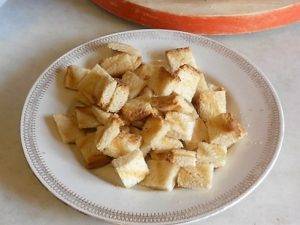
[148,66,179,96]
[95,117,122,150]
[207,113,246,148]
[141,160,180,191]
[193,90,226,121]
[152,136,183,151]
[165,112,195,141]
[131,120,145,129]
[100,53,141,77]
[151,93,198,118]
[150,150,172,161]
[112,150,149,188]
[169,149,196,167]
[76,133,111,169]
[76,91,94,105]
[121,71,146,99]
[53,114,83,144]
[166,47,197,72]
[141,116,170,150]
[197,142,227,168]
[208,82,224,91]
[91,65,118,108]
[103,130,142,158]
[185,118,208,151]
[177,163,214,189]
[129,126,142,135]
[121,96,153,122]
[136,64,180,96]
[75,106,99,129]
[107,42,141,56]
[106,81,129,112]
[64,65,89,90]
[138,86,154,98]
[196,71,209,93]
[174,65,202,102]
[91,106,112,125]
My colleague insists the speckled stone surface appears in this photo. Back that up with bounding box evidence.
[0,1,299,224]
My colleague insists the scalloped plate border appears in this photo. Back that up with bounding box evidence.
[20,29,284,224]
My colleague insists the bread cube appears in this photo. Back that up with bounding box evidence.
[106,81,129,113]
[141,160,180,191]
[121,96,153,122]
[103,130,142,158]
[151,93,198,118]
[165,112,195,141]
[152,136,183,151]
[169,149,196,167]
[177,163,214,189]
[141,116,170,151]
[197,142,227,168]
[64,65,89,90]
[76,91,94,105]
[107,42,141,56]
[75,106,99,129]
[53,114,83,144]
[138,86,154,98]
[76,133,111,169]
[112,150,149,188]
[100,53,141,77]
[166,47,197,72]
[150,150,172,161]
[91,106,112,125]
[122,71,146,99]
[136,64,180,96]
[173,64,202,102]
[185,118,208,151]
[207,113,246,148]
[95,117,122,150]
[193,90,226,121]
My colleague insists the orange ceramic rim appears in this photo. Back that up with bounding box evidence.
[92,0,300,35]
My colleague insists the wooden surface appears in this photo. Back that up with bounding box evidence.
[92,0,300,35]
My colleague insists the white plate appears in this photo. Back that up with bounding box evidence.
[20,29,284,224]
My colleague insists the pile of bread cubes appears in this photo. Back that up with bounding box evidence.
[53,42,246,191]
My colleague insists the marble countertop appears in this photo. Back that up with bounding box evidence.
[0,1,299,224]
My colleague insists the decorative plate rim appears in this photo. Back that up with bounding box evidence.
[20,29,284,225]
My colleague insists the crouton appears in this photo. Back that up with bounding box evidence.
[91,106,111,125]
[165,112,195,141]
[136,64,180,96]
[75,106,99,129]
[95,117,122,150]
[76,133,111,169]
[208,82,225,91]
[129,126,142,135]
[152,136,183,151]
[106,81,129,113]
[103,130,142,158]
[141,160,180,191]
[112,150,149,188]
[121,96,153,122]
[122,71,146,99]
[76,91,94,105]
[195,71,209,93]
[185,118,208,151]
[64,65,89,90]
[138,86,154,98]
[100,53,141,77]
[141,116,170,151]
[151,93,198,118]
[169,149,197,167]
[91,65,118,108]
[53,114,83,144]
[166,47,197,72]
[193,90,226,121]
[131,120,145,129]
[173,64,202,102]
[197,142,227,168]
[177,163,214,189]
[150,150,172,161]
[207,113,247,148]
[107,42,141,56]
